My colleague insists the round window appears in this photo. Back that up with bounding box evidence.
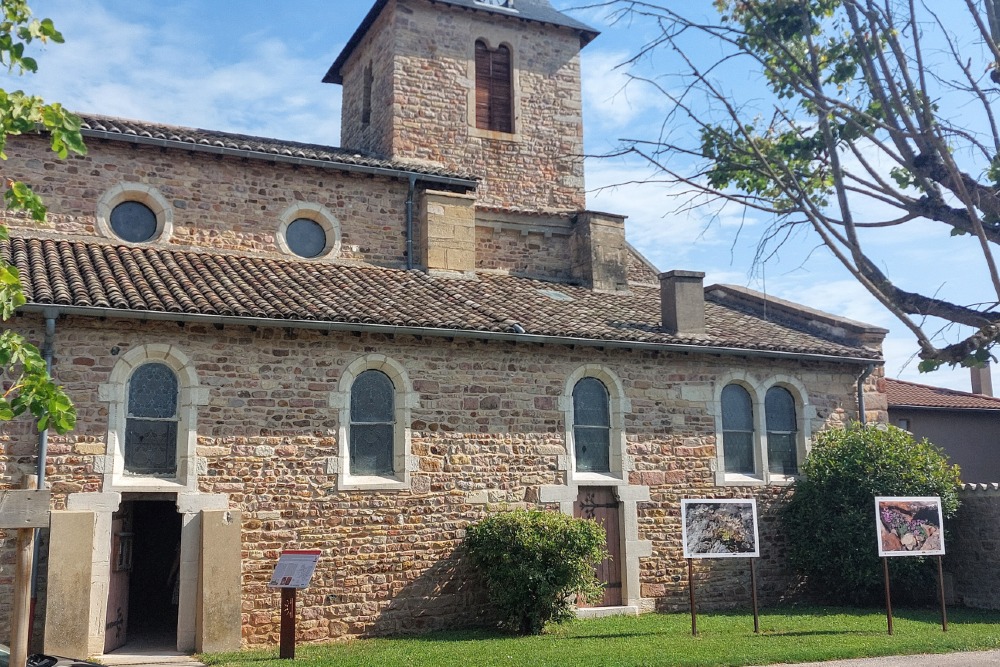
[110,201,158,243]
[286,218,328,258]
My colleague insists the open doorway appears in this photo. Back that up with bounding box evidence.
[105,498,182,653]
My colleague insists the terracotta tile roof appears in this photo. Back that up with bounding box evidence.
[882,377,1000,410]
[78,114,476,184]
[3,237,880,360]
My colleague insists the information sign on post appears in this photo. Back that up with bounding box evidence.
[874,496,947,634]
[269,550,321,659]
[681,498,761,635]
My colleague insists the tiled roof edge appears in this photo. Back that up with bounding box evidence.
[323,0,599,85]
[882,377,1000,410]
[76,114,478,188]
[706,284,888,349]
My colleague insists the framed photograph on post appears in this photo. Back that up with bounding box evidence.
[875,496,945,557]
[682,498,760,559]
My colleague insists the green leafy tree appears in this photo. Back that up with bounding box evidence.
[463,508,608,635]
[0,0,83,433]
[592,0,1000,370]
[782,424,961,605]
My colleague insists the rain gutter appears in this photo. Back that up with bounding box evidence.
[80,128,478,191]
[21,304,883,367]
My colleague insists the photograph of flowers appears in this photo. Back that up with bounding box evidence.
[681,498,760,559]
[875,496,945,557]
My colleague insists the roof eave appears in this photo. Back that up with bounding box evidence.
[80,127,478,190]
[322,0,600,85]
[20,303,881,366]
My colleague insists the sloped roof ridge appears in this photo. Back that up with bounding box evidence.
[76,112,477,183]
[706,283,887,351]
[883,376,1000,410]
[323,0,599,85]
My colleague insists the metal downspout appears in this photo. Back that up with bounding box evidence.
[857,363,875,423]
[406,175,416,270]
[30,310,58,621]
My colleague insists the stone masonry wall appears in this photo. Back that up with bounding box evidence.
[341,0,587,211]
[1,134,411,267]
[946,484,1000,610]
[0,312,866,645]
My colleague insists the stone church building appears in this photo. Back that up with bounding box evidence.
[0,0,887,657]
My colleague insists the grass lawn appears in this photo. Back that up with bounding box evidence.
[202,607,1000,667]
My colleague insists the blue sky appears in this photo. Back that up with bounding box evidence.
[9,0,991,393]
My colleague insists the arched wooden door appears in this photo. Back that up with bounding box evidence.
[574,487,622,607]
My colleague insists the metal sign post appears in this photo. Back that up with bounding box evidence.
[269,549,322,660]
[687,558,697,636]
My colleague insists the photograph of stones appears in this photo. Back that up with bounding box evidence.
[875,496,945,557]
[681,499,760,559]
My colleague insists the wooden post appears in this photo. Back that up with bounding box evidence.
[687,558,697,636]
[883,557,893,636]
[750,558,760,634]
[279,587,297,659]
[10,475,39,667]
[937,555,948,632]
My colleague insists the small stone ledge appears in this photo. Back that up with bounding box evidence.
[576,605,639,619]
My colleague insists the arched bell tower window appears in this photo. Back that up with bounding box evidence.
[475,40,513,133]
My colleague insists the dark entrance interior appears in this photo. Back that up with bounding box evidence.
[108,498,182,652]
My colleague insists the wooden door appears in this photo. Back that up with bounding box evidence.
[104,512,133,652]
[574,487,623,607]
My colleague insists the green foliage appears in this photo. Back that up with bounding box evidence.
[0,0,80,433]
[463,508,608,635]
[783,424,961,605]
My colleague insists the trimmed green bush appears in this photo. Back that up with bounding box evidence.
[463,508,607,635]
[782,423,961,605]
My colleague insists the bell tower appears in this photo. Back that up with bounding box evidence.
[325,0,598,212]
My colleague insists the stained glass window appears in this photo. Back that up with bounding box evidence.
[765,386,798,475]
[350,370,395,475]
[573,377,610,472]
[286,218,327,258]
[110,201,157,243]
[124,363,179,475]
[721,384,754,474]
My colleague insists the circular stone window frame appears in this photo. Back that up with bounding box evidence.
[96,182,174,245]
[277,202,342,260]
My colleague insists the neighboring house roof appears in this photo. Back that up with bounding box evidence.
[4,237,881,363]
[77,114,477,187]
[882,377,1000,410]
[323,0,600,85]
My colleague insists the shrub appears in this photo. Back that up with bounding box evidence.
[782,423,961,605]
[463,508,607,634]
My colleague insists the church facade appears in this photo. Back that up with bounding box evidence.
[0,0,886,656]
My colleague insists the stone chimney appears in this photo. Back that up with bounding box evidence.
[417,189,477,274]
[571,211,628,291]
[660,270,705,334]
[971,364,993,396]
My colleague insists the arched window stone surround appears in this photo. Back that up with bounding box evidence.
[328,354,419,491]
[98,344,208,492]
[712,371,814,486]
[560,364,632,485]
[96,182,174,244]
[540,364,652,614]
[276,201,342,260]
[466,34,522,142]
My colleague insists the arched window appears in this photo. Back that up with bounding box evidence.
[124,362,179,476]
[573,377,611,473]
[766,386,798,475]
[350,370,396,476]
[475,40,513,133]
[721,384,754,474]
